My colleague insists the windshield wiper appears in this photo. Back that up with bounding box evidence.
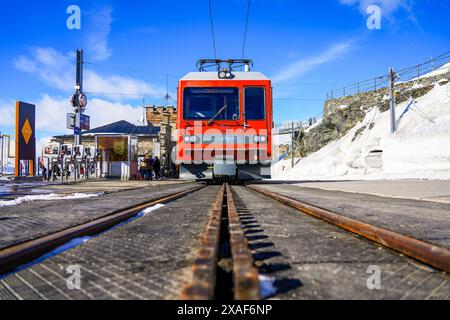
[207,96,228,126]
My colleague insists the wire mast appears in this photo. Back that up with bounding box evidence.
[389,67,399,133]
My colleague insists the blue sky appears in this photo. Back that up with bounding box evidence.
[1,0,449,148]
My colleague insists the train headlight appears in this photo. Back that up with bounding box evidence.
[184,135,198,143]
[253,135,267,143]
[218,69,233,79]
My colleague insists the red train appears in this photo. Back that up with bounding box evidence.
[176,59,272,181]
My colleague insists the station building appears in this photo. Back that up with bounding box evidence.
[51,106,177,179]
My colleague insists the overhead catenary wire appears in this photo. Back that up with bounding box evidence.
[274,98,324,101]
[241,0,251,60]
[208,0,218,60]
[83,61,179,78]
[84,91,168,98]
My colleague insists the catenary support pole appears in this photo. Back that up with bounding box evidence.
[291,122,294,168]
[389,67,398,134]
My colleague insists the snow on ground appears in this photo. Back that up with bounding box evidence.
[0,192,104,207]
[273,133,291,145]
[273,80,450,180]
[409,62,450,81]
[259,275,278,299]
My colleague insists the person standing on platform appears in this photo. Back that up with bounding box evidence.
[139,157,147,180]
[147,154,154,180]
[154,156,161,180]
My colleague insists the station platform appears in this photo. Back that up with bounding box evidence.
[252,182,450,250]
[0,180,200,250]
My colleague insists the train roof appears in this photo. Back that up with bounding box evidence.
[180,71,270,81]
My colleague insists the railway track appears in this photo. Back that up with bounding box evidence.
[247,185,450,273]
[181,183,259,300]
[0,184,205,276]
[0,181,449,300]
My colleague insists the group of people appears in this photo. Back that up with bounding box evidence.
[139,155,161,180]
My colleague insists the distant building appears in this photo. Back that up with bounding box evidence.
[52,120,160,156]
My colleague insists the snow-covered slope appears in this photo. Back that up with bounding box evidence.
[274,80,450,180]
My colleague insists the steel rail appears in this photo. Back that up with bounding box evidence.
[0,184,205,275]
[181,184,225,299]
[247,185,450,273]
[181,183,260,300]
[226,183,260,300]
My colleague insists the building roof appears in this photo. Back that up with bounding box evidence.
[53,120,160,139]
[180,71,270,81]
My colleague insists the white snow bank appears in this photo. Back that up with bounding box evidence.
[415,62,450,80]
[0,192,104,207]
[273,133,291,145]
[274,81,450,180]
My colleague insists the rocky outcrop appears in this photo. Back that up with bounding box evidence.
[297,70,450,157]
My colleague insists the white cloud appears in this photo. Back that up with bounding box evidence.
[340,0,417,23]
[14,48,73,92]
[84,70,163,98]
[0,94,144,139]
[340,0,405,15]
[87,98,144,128]
[0,99,15,126]
[272,42,353,83]
[34,94,143,134]
[14,47,165,101]
[85,6,113,62]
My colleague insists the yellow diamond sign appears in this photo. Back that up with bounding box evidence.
[21,118,33,145]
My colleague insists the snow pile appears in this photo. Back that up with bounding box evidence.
[274,80,450,180]
[0,192,104,207]
[410,62,450,81]
[273,133,291,145]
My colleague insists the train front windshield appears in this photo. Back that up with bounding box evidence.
[183,87,240,121]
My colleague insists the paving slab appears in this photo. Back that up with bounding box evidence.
[0,178,192,200]
[251,183,450,250]
[292,180,450,204]
[231,186,450,300]
[0,181,201,250]
[0,186,219,300]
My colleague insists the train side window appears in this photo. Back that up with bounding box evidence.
[244,87,265,120]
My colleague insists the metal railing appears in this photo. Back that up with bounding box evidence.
[274,121,305,130]
[326,51,450,100]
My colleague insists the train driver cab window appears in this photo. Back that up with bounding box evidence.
[245,87,265,120]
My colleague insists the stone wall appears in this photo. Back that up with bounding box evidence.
[138,137,155,156]
[297,71,450,157]
[146,106,177,127]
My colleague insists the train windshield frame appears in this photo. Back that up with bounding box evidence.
[244,87,266,120]
[183,87,240,121]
